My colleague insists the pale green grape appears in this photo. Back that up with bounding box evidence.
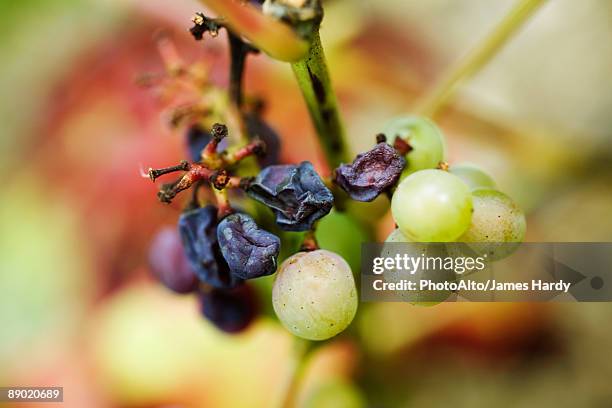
[316,210,369,274]
[272,250,357,341]
[459,189,526,260]
[450,162,496,191]
[382,115,446,178]
[391,169,473,242]
[345,194,390,227]
[382,230,455,306]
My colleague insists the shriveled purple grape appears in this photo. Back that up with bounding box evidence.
[186,124,210,162]
[217,213,281,280]
[199,284,258,333]
[246,161,333,231]
[245,113,281,166]
[148,227,199,294]
[335,143,405,202]
[178,205,241,289]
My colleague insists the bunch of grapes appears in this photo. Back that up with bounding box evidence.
[148,126,359,338]
[145,3,526,341]
[378,117,526,253]
[144,11,358,341]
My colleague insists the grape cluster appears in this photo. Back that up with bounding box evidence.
[148,129,355,338]
[146,6,526,340]
[148,117,285,334]
[377,117,526,304]
[359,116,527,248]
[150,199,280,332]
[331,115,524,247]
[144,11,360,340]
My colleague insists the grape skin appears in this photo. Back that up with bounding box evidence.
[383,229,454,305]
[385,228,410,243]
[148,227,199,294]
[382,116,445,179]
[391,169,473,242]
[272,250,357,341]
[178,206,241,289]
[459,189,526,260]
[216,213,280,280]
[199,285,258,334]
[450,162,496,191]
[316,209,368,274]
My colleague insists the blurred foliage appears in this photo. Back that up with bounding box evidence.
[1,0,612,407]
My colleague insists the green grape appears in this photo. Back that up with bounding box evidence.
[450,162,496,191]
[316,210,369,274]
[345,194,390,227]
[303,380,366,408]
[382,115,446,178]
[391,169,473,242]
[272,250,357,341]
[459,189,526,260]
[382,230,455,305]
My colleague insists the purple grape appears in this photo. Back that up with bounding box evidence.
[335,143,405,202]
[246,161,333,231]
[217,213,281,280]
[178,205,242,289]
[186,124,211,162]
[199,285,258,333]
[245,113,281,166]
[148,227,199,294]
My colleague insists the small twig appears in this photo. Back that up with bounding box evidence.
[148,161,190,181]
[222,139,266,165]
[213,187,233,218]
[300,229,319,252]
[437,161,450,171]
[201,123,229,168]
[393,137,413,156]
[228,32,259,108]
[154,163,215,203]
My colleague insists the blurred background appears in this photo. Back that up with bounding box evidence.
[1,0,612,406]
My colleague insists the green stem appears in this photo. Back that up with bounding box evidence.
[414,0,548,118]
[291,31,350,169]
[277,338,313,408]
